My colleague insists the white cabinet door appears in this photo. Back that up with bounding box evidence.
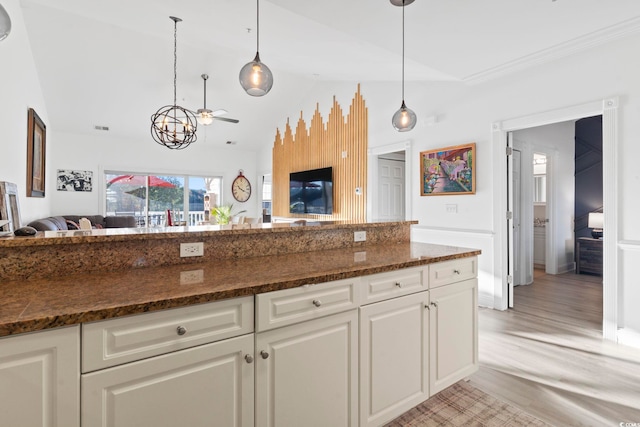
[82,334,254,427]
[359,292,429,427]
[256,310,358,427]
[429,278,478,395]
[0,326,80,427]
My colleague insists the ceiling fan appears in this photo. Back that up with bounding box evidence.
[195,74,239,125]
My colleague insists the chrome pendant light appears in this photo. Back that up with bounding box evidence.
[150,16,197,150]
[196,74,214,126]
[0,3,11,41]
[239,0,273,96]
[391,0,417,132]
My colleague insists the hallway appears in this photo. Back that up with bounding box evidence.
[470,271,640,426]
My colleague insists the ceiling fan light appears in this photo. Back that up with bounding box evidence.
[196,108,214,126]
[392,101,417,132]
[0,3,11,41]
[239,52,273,97]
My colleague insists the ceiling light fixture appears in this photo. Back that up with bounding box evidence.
[391,0,417,132]
[150,16,197,150]
[239,0,273,96]
[196,74,214,126]
[0,3,11,41]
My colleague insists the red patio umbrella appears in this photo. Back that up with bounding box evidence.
[108,175,175,187]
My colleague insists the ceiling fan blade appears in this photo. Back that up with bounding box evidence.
[213,116,239,124]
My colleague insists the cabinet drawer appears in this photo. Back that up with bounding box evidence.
[256,278,360,332]
[429,257,477,289]
[360,266,426,305]
[82,296,254,372]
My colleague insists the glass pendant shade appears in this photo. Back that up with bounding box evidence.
[0,3,11,41]
[150,16,197,150]
[392,101,417,132]
[239,52,273,96]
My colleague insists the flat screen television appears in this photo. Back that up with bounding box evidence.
[289,167,333,215]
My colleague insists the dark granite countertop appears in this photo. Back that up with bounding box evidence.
[0,241,479,337]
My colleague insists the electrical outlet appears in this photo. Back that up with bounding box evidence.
[354,231,366,242]
[180,242,204,257]
[180,269,204,285]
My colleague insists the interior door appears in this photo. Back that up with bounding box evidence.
[512,148,522,287]
[507,132,515,308]
[377,157,405,221]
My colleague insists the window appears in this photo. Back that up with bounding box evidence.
[105,172,222,226]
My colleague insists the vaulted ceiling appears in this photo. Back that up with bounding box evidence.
[21,0,640,150]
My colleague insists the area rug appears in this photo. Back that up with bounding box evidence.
[385,381,552,427]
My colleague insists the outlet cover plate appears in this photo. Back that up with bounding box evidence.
[180,242,204,257]
[354,231,366,242]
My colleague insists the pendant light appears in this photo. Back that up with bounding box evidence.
[150,16,198,150]
[196,74,214,126]
[391,0,417,132]
[0,3,11,41]
[239,0,273,96]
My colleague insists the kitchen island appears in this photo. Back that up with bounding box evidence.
[0,221,480,427]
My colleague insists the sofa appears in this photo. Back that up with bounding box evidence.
[27,215,137,231]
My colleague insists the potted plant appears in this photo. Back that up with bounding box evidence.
[210,204,246,225]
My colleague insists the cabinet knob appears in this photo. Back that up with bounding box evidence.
[312,299,322,307]
[430,302,438,308]
[453,269,461,275]
[395,282,402,288]
[176,326,187,336]
[245,354,254,364]
[260,350,270,359]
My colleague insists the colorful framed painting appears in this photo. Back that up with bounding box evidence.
[420,143,476,196]
[26,108,46,197]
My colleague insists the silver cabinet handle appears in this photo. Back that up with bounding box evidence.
[245,354,254,363]
[176,326,187,336]
[453,269,461,274]
[430,302,438,308]
[312,300,322,307]
[395,282,402,288]
[260,350,270,359]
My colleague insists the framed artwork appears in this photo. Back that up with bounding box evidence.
[57,169,93,192]
[420,143,476,196]
[27,108,46,197]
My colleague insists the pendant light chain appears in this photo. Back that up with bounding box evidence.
[173,19,178,107]
[256,0,260,52]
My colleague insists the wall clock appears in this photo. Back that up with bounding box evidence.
[232,171,251,202]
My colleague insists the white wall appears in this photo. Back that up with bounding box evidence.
[0,0,51,225]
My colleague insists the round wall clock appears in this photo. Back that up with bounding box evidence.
[232,171,251,202]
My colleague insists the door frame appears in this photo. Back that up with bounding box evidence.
[492,98,619,341]
[367,140,413,222]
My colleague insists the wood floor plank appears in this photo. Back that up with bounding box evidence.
[469,270,640,426]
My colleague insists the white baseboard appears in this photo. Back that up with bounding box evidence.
[617,328,640,350]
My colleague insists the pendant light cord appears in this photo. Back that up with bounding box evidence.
[256,0,260,53]
[203,76,207,109]
[401,0,405,102]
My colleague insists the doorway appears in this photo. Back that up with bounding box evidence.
[493,97,618,341]
[367,141,412,222]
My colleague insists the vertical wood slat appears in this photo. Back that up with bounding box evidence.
[272,85,368,222]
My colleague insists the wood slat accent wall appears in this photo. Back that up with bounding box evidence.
[272,85,368,222]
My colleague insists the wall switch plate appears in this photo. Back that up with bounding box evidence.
[180,242,204,257]
[354,231,366,242]
[446,204,458,214]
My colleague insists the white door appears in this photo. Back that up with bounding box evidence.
[507,132,515,307]
[0,326,80,427]
[512,148,523,287]
[429,279,478,395]
[82,334,254,427]
[359,292,429,427]
[377,157,405,221]
[255,310,359,427]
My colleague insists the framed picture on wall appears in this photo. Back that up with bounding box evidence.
[420,143,476,196]
[27,108,47,197]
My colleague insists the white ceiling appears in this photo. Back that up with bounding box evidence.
[20,0,640,150]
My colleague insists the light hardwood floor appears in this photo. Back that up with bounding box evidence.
[469,270,640,426]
